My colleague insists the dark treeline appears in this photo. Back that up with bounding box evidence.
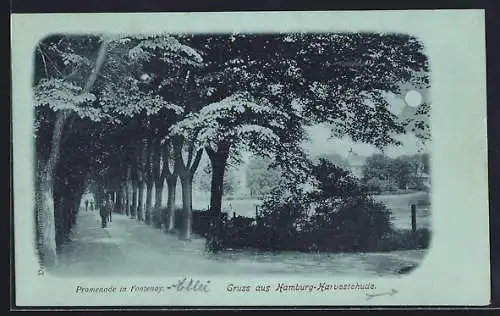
[361,153,430,194]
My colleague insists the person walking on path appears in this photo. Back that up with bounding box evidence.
[100,199,109,228]
[85,199,89,212]
[90,200,94,212]
[108,197,113,223]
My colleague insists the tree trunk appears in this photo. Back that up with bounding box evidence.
[152,180,164,229]
[180,176,193,240]
[115,188,123,214]
[54,195,65,250]
[206,145,230,212]
[63,199,71,240]
[35,110,71,268]
[122,186,127,214]
[209,158,226,247]
[154,179,163,209]
[165,176,177,233]
[137,181,145,221]
[205,145,230,251]
[145,180,153,224]
[36,173,58,268]
[74,189,83,223]
[124,183,129,216]
[131,181,138,218]
[209,152,228,214]
[125,164,132,216]
[172,137,203,239]
[123,185,128,215]
[209,166,225,214]
[53,174,66,248]
[63,194,72,241]
[68,193,77,235]
[127,180,133,216]
[152,137,163,209]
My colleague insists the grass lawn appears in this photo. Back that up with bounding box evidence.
[373,191,431,230]
[189,190,431,231]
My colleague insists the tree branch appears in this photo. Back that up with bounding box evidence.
[144,138,154,182]
[189,148,204,175]
[173,136,187,175]
[205,146,216,162]
[152,138,162,182]
[83,37,110,93]
[37,47,49,78]
[136,139,147,181]
[186,141,195,167]
[41,49,65,78]
[56,38,111,150]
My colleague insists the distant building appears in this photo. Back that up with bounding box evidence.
[346,148,366,178]
[422,173,431,188]
[412,155,431,190]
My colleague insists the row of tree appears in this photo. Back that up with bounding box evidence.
[196,150,431,199]
[33,32,429,267]
[361,153,430,192]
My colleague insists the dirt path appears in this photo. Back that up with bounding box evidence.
[48,210,428,278]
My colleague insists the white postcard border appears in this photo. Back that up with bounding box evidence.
[11,10,490,307]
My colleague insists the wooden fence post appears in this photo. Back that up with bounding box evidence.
[411,204,417,233]
[411,204,417,247]
[255,205,259,225]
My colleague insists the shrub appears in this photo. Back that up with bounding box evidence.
[151,207,208,233]
[377,228,431,251]
[173,209,223,238]
[254,159,393,253]
[362,177,399,194]
[151,207,167,229]
[306,198,392,252]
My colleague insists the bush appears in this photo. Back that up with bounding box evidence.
[377,228,431,251]
[173,209,221,237]
[305,198,392,252]
[151,207,167,229]
[150,207,210,233]
[239,159,394,253]
[362,177,399,194]
[192,210,215,237]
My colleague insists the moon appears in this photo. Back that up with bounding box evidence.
[404,90,423,107]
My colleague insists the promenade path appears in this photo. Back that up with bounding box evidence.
[48,209,427,277]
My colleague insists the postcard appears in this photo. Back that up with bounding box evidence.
[11,10,490,307]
